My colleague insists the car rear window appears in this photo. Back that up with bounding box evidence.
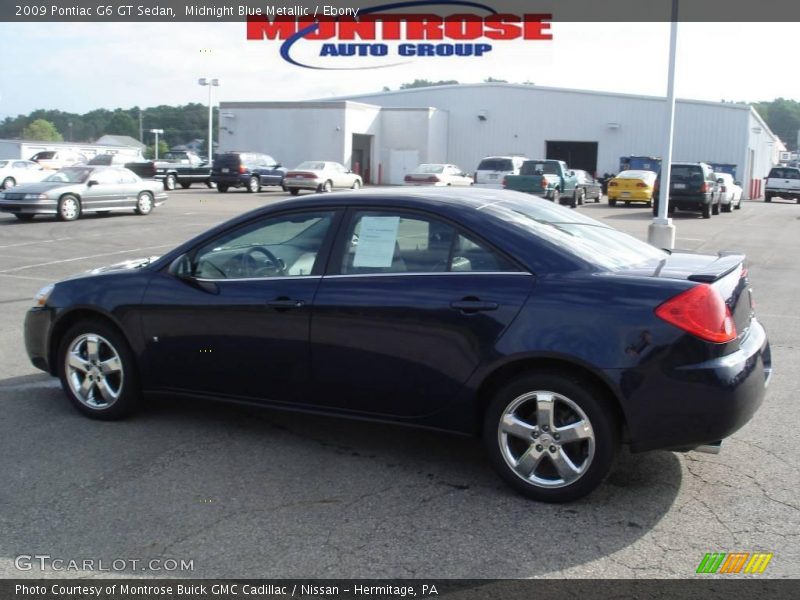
[214,154,242,168]
[520,162,559,176]
[477,158,514,171]
[485,196,666,270]
[32,151,56,160]
[670,165,703,181]
[769,168,800,179]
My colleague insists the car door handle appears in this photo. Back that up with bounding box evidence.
[450,298,498,313]
[267,298,306,310]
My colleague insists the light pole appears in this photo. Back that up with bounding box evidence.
[149,129,164,160]
[648,0,679,250]
[198,78,220,160]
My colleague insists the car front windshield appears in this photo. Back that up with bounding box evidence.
[0,161,7,168]
[486,197,667,270]
[417,164,445,174]
[43,167,93,184]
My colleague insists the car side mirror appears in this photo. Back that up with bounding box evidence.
[168,253,219,294]
[275,163,282,168]
[734,181,741,186]
[568,170,575,177]
[87,180,99,187]
[717,178,724,184]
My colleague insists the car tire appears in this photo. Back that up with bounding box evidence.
[206,181,215,189]
[702,203,711,219]
[735,198,742,210]
[57,319,140,420]
[609,199,617,207]
[483,371,619,503]
[712,201,720,215]
[217,184,228,193]
[322,180,333,193]
[289,188,300,195]
[578,189,585,205]
[352,179,362,190]
[551,188,560,204]
[14,214,34,221]
[1,176,15,189]
[180,182,191,190]
[721,202,732,213]
[57,194,81,221]
[624,201,630,206]
[646,198,653,208]
[135,191,154,215]
[164,174,177,191]
[594,192,600,203]
[570,191,579,208]
[247,176,261,193]
[764,193,772,202]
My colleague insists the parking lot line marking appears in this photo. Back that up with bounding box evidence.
[0,244,174,273]
[0,273,57,282]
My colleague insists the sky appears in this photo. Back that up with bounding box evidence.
[0,21,798,120]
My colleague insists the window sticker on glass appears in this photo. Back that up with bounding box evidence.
[353,216,400,268]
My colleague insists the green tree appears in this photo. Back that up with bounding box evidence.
[22,118,63,141]
[106,110,138,138]
[399,79,459,89]
[144,140,169,160]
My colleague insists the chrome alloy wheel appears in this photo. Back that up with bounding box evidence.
[65,334,124,409]
[498,390,595,488]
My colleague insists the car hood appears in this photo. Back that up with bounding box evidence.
[2,181,78,194]
[87,256,161,275]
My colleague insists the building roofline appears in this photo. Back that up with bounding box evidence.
[0,138,138,149]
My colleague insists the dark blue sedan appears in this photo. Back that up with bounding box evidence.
[23,188,772,502]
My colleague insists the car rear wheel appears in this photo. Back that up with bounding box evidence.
[551,188,560,204]
[320,180,333,193]
[721,201,732,213]
[289,188,300,195]
[57,320,141,420]
[135,191,154,215]
[217,184,228,193]
[247,176,261,193]
[206,181,215,189]
[702,203,711,219]
[352,179,361,190]
[712,201,720,215]
[164,174,177,191]
[484,372,619,502]
[180,182,191,189]
[764,193,772,202]
[57,194,81,221]
[609,199,617,207]
[2,176,15,189]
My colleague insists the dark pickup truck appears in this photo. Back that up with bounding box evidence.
[503,159,580,206]
[154,151,213,190]
[86,154,156,179]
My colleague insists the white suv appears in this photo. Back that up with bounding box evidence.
[473,155,527,188]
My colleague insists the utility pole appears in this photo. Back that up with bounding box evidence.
[149,129,164,160]
[198,78,220,159]
[139,110,144,143]
[648,0,679,250]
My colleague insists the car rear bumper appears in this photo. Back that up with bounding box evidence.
[210,174,249,187]
[609,191,651,201]
[620,318,771,453]
[24,307,56,373]
[284,178,321,190]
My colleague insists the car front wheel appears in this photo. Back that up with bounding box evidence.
[484,372,619,502]
[164,174,177,191]
[2,176,15,189]
[58,194,81,221]
[57,320,140,420]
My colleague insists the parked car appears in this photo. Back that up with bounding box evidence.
[210,152,287,193]
[154,151,213,190]
[715,173,743,212]
[473,155,527,188]
[22,188,770,502]
[30,149,87,170]
[607,170,658,207]
[503,159,580,206]
[0,159,48,189]
[283,161,362,194]
[404,164,473,187]
[573,170,603,203]
[0,166,166,221]
[653,162,720,219]
[764,166,800,203]
[86,154,156,180]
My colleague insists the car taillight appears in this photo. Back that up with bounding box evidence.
[539,179,546,189]
[404,175,412,182]
[655,284,736,343]
[427,175,440,183]
[608,181,618,187]
[720,185,727,192]
[636,182,648,187]
[502,177,507,188]
[700,182,708,192]
[239,165,247,173]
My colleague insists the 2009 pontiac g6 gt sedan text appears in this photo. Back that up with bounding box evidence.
[23,188,772,502]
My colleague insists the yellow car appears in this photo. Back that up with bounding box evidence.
[607,169,658,206]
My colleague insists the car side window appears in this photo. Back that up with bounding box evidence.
[192,211,334,280]
[92,170,119,185]
[340,211,519,275]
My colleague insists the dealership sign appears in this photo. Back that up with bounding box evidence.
[246,1,552,70]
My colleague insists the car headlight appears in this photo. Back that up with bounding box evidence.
[33,284,54,307]
[24,193,48,200]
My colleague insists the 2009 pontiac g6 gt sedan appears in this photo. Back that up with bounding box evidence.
[23,188,772,502]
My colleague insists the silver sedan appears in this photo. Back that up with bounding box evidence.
[0,166,167,222]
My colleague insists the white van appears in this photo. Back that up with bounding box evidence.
[473,155,528,188]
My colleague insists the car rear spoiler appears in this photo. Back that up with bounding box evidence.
[687,252,745,283]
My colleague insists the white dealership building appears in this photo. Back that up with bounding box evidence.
[219,83,782,199]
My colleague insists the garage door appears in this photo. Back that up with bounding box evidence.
[388,150,420,185]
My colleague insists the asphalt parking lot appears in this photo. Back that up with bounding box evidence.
[0,188,798,578]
